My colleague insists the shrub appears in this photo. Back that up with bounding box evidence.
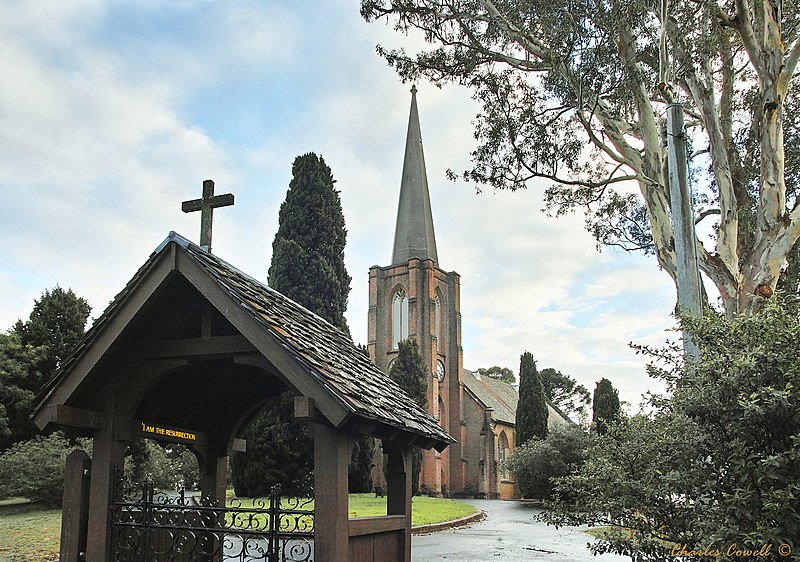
[506,425,588,499]
[0,432,91,507]
[543,298,800,559]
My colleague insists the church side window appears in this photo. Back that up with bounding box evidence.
[392,290,408,349]
[498,432,510,480]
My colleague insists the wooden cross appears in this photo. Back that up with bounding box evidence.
[181,179,234,253]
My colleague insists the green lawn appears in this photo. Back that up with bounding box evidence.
[0,500,62,562]
[0,494,477,561]
[348,493,477,526]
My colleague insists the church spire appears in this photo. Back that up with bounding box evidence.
[391,85,439,266]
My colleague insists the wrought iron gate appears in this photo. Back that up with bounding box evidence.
[111,470,313,562]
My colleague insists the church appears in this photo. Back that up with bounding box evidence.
[367,87,570,499]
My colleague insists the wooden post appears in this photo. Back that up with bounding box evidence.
[192,441,227,562]
[313,423,354,562]
[59,449,91,562]
[195,441,228,504]
[85,428,127,562]
[385,442,412,562]
[666,103,703,359]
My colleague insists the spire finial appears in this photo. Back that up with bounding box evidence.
[411,84,417,95]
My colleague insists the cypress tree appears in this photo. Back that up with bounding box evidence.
[230,392,313,498]
[388,338,428,494]
[268,153,351,334]
[592,378,621,435]
[348,344,375,493]
[515,351,548,446]
[231,153,353,496]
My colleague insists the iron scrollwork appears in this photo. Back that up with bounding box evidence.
[111,468,314,562]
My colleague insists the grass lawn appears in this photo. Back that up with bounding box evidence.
[0,499,62,562]
[348,493,477,526]
[0,494,477,560]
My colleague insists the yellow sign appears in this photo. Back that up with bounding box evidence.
[133,420,206,445]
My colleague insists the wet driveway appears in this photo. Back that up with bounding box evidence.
[412,499,629,561]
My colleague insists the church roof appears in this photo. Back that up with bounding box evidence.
[463,369,575,429]
[462,369,518,425]
[391,86,439,266]
[34,232,454,451]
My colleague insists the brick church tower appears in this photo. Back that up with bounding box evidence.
[368,86,465,495]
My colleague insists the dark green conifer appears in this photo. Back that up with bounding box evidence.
[13,286,91,382]
[268,153,351,334]
[592,378,621,435]
[230,391,313,498]
[1,287,90,451]
[348,344,375,493]
[388,338,428,494]
[231,153,352,496]
[515,351,548,446]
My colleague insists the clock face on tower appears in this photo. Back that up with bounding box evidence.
[436,361,445,382]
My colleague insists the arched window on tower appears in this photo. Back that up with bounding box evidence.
[392,290,409,349]
[434,295,442,346]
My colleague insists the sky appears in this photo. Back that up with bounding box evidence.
[0,0,681,412]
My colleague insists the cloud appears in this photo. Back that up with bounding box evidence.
[0,0,681,410]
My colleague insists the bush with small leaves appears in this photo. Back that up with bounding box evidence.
[0,432,91,507]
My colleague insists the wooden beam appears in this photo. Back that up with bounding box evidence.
[33,244,179,427]
[38,405,103,430]
[294,396,326,424]
[348,515,406,537]
[147,334,256,358]
[232,438,246,453]
[175,251,352,426]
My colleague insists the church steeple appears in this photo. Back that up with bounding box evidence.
[391,85,439,266]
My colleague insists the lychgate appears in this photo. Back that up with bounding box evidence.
[33,232,453,562]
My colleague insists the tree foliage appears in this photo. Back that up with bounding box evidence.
[0,332,47,450]
[348,436,375,493]
[269,152,351,334]
[591,378,621,435]
[0,287,90,451]
[349,345,376,493]
[506,425,588,500]
[388,338,428,494]
[361,0,800,316]
[0,432,92,507]
[543,298,800,559]
[124,440,200,491]
[233,153,353,497]
[515,351,547,445]
[477,365,515,384]
[13,286,91,375]
[539,367,590,420]
[231,391,314,498]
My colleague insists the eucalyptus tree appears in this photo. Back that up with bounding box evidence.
[362,0,800,316]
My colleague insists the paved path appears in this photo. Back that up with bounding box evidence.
[412,499,629,561]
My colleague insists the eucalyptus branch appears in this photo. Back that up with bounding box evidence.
[695,208,721,224]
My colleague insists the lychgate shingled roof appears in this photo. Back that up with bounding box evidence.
[34,232,453,450]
